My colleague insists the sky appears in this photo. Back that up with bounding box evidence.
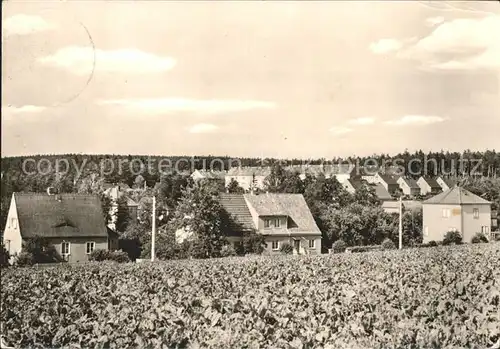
[2,1,499,159]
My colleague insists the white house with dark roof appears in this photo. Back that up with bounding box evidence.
[2,192,114,263]
[422,186,492,243]
[436,176,458,192]
[219,193,322,255]
[191,169,226,182]
[373,173,399,195]
[397,177,420,197]
[417,176,442,196]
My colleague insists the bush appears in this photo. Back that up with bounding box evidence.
[381,238,396,250]
[442,230,463,245]
[220,244,237,257]
[348,245,382,253]
[89,249,130,263]
[331,240,347,254]
[280,243,294,255]
[15,252,34,267]
[23,236,64,264]
[427,240,438,247]
[471,232,489,244]
[0,244,10,267]
[240,231,266,255]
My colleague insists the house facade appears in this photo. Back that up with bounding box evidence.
[417,176,442,196]
[397,177,420,197]
[225,167,271,191]
[422,186,492,243]
[373,173,399,195]
[436,176,458,192]
[219,193,322,255]
[2,193,113,263]
[191,169,226,182]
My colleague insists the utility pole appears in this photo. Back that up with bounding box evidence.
[151,196,156,262]
[399,195,403,250]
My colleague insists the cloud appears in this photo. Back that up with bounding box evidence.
[1,105,47,122]
[330,126,353,135]
[369,39,403,54]
[348,117,375,125]
[2,14,56,36]
[399,15,500,70]
[188,123,219,134]
[425,16,445,27]
[385,115,447,126]
[97,98,277,115]
[38,46,176,75]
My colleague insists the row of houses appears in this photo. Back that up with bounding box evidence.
[2,182,498,262]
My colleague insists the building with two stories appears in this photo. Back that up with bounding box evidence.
[422,186,492,243]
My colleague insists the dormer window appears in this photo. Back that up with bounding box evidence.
[264,217,281,228]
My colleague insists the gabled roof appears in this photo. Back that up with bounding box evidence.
[219,194,255,232]
[244,193,321,234]
[398,177,419,189]
[371,183,393,201]
[227,167,271,177]
[13,193,108,238]
[420,176,441,188]
[377,173,398,185]
[192,170,226,180]
[345,178,364,190]
[423,186,491,205]
[439,177,458,188]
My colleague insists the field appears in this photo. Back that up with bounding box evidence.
[1,244,499,349]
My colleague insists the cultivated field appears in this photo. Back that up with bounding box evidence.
[1,244,499,349]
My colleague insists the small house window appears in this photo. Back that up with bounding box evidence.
[424,226,429,236]
[482,226,490,234]
[271,241,279,250]
[274,218,281,228]
[442,209,450,218]
[86,242,95,255]
[308,239,315,249]
[473,208,479,219]
[264,219,270,228]
[11,218,17,229]
[61,242,71,256]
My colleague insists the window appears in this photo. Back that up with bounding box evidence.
[473,208,479,219]
[61,242,70,256]
[274,218,281,228]
[482,226,490,234]
[86,242,95,255]
[424,226,429,236]
[308,239,315,249]
[271,241,279,250]
[264,218,282,228]
[442,209,451,218]
[264,219,270,228]
[11,218,17,229]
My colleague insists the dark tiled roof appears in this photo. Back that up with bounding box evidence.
[219,194,255,232]
[399,177,419,189]
[371,183,393,201]
[14,193,108,238]
[346,178,364,190]
[442,178,458,188]
[422,176,441,188]
[378,173,398,185]
[244,193,321,234]
[423,186,491,205]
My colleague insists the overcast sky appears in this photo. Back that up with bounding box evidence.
[2,1,499,159]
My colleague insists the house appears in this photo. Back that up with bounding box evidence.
[103,186,139,230]
[343,178,363,194]
[417,176,442,196]
[373,173,399,195]
[286,164,354,183]
[422,186,492,243]
[436,176,458,192]
[351,165,380,183]
[371,183,393,202]
[381,200,401,214]
[219,193,322,255]
[190,169,226,182]
[225,167,271,191]
[2,192,114,263]
[397,177,420,197]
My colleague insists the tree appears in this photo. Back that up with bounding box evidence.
[226,178,245,194]
[99,193,113,226]
[354,183,380,206]
[115,195,131,233]
[169,182,229,258]
[263,164,288,193]
[22,236,64,264]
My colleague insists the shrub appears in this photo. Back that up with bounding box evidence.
[89,249,130,263]
[331,240,347,253]
[471,232,489,244]
[427,240,438,247]
[280,243,294,255]
[381,238,396,250]
[348,245,382,253]
[15,252,34,267]
[220,244,237,257]
[442,230,463,245]
[23,236,64,264]
[0,244,10,267]
[240,231,266,255]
